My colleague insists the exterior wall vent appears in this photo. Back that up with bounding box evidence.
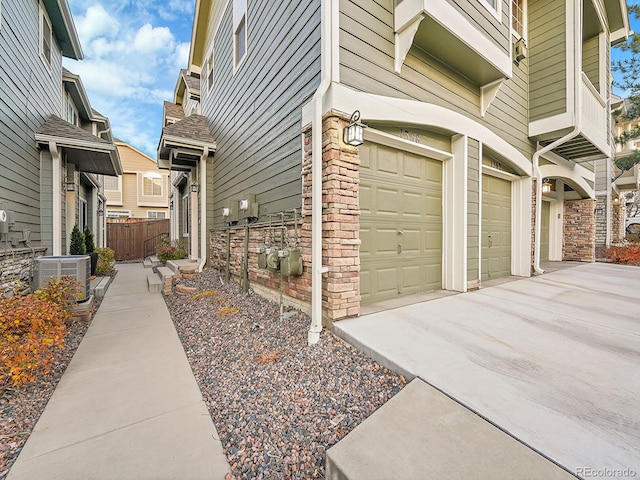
[514,37,527,64]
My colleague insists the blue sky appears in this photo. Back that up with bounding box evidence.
[62,2,639,157]
[63,0,196,157]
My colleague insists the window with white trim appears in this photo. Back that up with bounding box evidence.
[481,0,501,20]
[147,211,166,219]
[39,3,52,67]
[233,0,247,69]
[182,194,189,236]
[66,93,79,126]
[143,172,163,196]
[206,50,214,90]
[79,198,88,231]
[512,0,526,38]
[103,176,120,191]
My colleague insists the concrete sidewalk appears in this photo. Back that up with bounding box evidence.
[334,262,640,479]
[8,263,229,480]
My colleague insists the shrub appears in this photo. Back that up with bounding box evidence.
[156,235,188,264]
[83,226,96,253]
[69,224,86,255]
[602,245,640,266]
[0,277,79,389]
[96,247,116,275]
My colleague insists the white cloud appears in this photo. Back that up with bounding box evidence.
[64,1,196,156]
[75,5,119,44]
[134,24,175,55]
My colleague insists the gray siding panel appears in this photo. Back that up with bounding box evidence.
[467,138,480,283]
[0,0,63,250]
[202,0,321,227]
[529,0,567,122]
[339,0,533,159]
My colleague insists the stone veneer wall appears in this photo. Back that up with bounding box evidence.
[594,195,607,246]
[0,248,47,295]
[209,112,360,324]
[563,199,596,261]
[611,201,625,244]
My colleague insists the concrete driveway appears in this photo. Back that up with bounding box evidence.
[334,262,640,479]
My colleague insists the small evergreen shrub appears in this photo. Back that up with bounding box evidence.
[69,224,86,255]
[83,226,95,253]
[95,247,116,275]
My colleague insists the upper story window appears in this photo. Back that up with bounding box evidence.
[143,172,163,196]
[233,0,247,69]
[512,0,526,38]
[39,3,53,67]
[103,176,120,191]
[206,51,214,90]
[481,0,501,21]
[66,94,79,126]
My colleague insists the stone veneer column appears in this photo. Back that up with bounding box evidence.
[563,199,596,261]
[302,112,360,324]
[611,200,625,244]
[594,195,607,246]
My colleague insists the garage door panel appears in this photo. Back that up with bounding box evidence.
[482,175,512,281]
[360,185,372,214]
[360,141,442,305]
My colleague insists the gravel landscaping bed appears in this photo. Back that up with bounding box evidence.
[0,282,110,480]
[164,268,406,479]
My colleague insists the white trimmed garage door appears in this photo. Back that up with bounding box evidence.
[359,142,442,305]
[481,174,512,280]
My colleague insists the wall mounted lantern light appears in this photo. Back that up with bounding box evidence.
[190,184,199,193]
[65,180,75,192]
[344,110,367,147]
[97,208,104,216]
[541,178,552,194]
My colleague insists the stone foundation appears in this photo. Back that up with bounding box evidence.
[563,199,595,261]
[209,112,361,324]
[0,247,47,295]
[594,195,607,246]
[612,201,625,243]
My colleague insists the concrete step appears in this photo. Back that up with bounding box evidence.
[147,272,162,293]
[91,276,113,299]
[325,379,576,480]
[143,255,160,269]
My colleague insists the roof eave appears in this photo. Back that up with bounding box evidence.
[43,0,83,60]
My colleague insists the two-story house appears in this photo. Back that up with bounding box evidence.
[158,69,214,268]
[105,140,170,221]
[168,0,628,342]
[0,0,122,293]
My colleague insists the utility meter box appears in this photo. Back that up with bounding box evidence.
[280,248,303,276]
[266,247,280,272]
[257,245,267,269]
[0,202,7,234]
[239,194,259,220]
[222,200,239,224]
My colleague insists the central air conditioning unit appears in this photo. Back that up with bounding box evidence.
[34,256,91,300]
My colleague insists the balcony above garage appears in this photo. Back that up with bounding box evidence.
[394,0,512,86]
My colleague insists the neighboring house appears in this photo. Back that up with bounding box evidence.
[0,0,122,293]
[105,140,170,221]
[594,96,637,245]
[162,0,629,341]
[158,69,212,264]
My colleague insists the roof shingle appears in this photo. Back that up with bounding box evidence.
[162,115,213,145]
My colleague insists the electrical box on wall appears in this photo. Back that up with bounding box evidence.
[222,200,239,224]
[239,193,259,220]
[0,202,8,234]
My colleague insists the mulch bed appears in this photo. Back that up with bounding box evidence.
[164,268,406,479]
[0,278,112,480]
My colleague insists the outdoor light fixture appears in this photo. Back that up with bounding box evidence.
[190,184,199,193]
[65,180,75,191]
[239,199,249,211]
[344,110,367,147]
[613,196,620,204]
[542,178,552,194]
[169,200,174,210]
[97,208,104,216]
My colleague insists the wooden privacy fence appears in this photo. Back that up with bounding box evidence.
[107,219,170,261]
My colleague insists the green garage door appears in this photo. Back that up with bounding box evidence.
[541,200,550,262]
[481,175,511,280]
[359,142,442,305]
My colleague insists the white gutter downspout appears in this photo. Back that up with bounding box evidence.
[533,0,582,275]
[308,0,335,345]
[50,141,62,256]
[198,147,209,272]
[605,157,612,247]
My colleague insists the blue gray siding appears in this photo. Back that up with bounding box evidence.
[201,0,321,227]
[0,0,64,250]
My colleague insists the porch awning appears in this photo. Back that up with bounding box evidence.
[35,115,122,176]
[157,114,216,171]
